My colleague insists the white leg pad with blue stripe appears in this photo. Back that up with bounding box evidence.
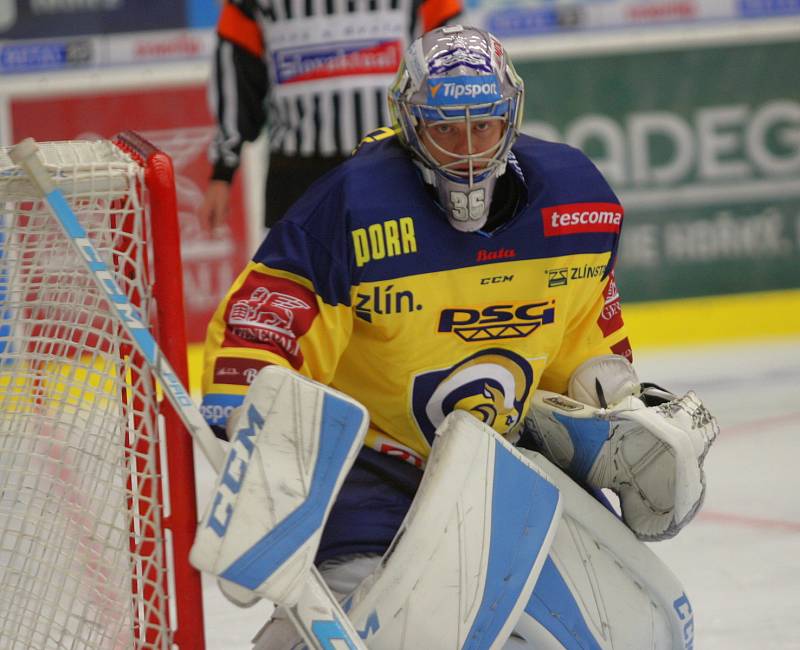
[190,366,369,606]
[343,410,563,649]
[511,451,695,650]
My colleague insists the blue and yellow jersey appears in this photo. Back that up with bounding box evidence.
[201,131,631,468]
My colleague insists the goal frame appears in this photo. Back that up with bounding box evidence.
[0,130,206,649]
[112,130,207,649]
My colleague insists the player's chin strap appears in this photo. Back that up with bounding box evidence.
[525,354,719,541]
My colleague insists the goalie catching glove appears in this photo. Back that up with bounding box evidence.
[525,355,719,541]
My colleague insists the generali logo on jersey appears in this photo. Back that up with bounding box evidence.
[223,273,318,368]
[597,271,624,337]
[541,202,623,236]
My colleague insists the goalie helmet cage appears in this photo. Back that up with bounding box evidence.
[0,132,205,649]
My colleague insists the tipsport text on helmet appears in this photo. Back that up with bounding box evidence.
[388,25,524,233]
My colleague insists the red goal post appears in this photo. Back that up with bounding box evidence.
[0,132,205,648]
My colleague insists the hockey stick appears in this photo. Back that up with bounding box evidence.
[9,137,367,650]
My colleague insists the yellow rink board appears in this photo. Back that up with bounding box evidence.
[186,288,800,393]
[623,288,800,350]
[0,357,121,413]
[5,291,793,406]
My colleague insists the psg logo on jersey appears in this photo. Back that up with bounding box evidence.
[410,348,534,443]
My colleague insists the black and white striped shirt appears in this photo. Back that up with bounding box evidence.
[209,0,461,180]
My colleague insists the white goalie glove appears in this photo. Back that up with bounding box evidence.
[525,355,719,540]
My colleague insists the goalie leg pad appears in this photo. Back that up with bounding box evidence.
[190,366,369,606]
[513,450,695,650]
[342,410,562,649]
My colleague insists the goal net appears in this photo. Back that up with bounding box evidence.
[0,133,204,649]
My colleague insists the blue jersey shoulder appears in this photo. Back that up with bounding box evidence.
[513,134,620,204]
[253,132,623,298]
[251,133,418,303]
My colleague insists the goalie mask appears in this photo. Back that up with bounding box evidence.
[389,25,524,232]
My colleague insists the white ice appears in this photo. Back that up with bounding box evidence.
[197,336,800,649]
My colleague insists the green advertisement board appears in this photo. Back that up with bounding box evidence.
[515,39,800,302]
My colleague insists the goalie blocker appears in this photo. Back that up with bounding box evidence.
[190,366,371,649]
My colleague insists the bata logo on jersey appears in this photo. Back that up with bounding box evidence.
[427,75,502,105]
[274,39,402,84]
[439,301,555,341]
[542,202,623,236]
[355,285,421,322]
[352,217,417,268]
[213,357,267,386]
[477,247,515,262]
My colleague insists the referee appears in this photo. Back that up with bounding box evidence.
[201,0,462,230]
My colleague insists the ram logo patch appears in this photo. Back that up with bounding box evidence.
[411,349,534,443]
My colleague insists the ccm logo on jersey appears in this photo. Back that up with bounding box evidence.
[541,202,623,236]
[439,301,555,341]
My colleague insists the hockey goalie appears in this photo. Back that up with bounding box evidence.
[190,25,718,649]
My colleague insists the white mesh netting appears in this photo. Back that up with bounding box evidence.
[0,141,170,649]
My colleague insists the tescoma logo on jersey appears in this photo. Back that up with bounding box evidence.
[0,2,16,31]
[541,202,623,236]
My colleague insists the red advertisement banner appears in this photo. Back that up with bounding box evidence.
[10,85,250,343]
